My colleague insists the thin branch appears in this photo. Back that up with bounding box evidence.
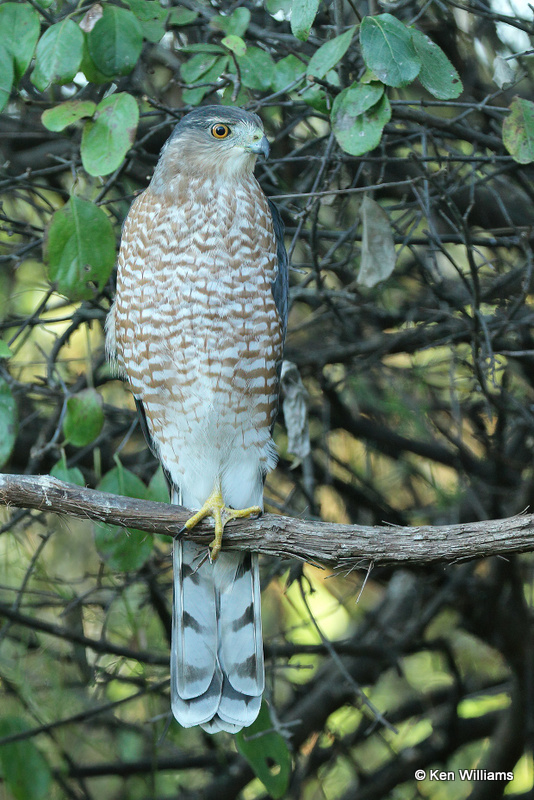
[0,474,533,567]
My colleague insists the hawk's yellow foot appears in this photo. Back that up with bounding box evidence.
[182,485,261,561]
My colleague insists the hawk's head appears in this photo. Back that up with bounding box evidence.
[153,106,269,185]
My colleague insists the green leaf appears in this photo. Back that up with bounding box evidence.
[182,56,229,105]
[181,53,219,83]
[332,82,391,155]
[81,92,139,177]
[0,45,14,114]
[290,0,320,41]
[360,13,420,88]
[125,0,167,22]
[94,465,153,571]
[31,18,84,91]
[307,27,355,79]
[0,376,17,468]
[0,2,40,82]
[180,43,227,54]
[236,47,274,90]
[271,54,306,93]
[45,195,116,301]
[50,455,85,487]
[87,6,143,77]
[211,8,251,37]
[42,100,97,132]
[146,466,170,504]
[0,340,12,359]
[222,35,247,57]
[411,28,462,99]
[0,717,52,800]
[62,389,104,447]
[503,97,534,164]
[168,7,198,26]
[235,703,292,798]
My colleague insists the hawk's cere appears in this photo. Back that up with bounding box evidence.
[106,106,288,733]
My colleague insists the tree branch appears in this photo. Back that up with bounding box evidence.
[1,473,533,566]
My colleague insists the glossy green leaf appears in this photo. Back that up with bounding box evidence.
[62,389,104,447]
[182,56,229,105]
[50,455,85,487]
[0,376,17,468]
[222,35,247,57]
[0,717,52,800]
[180,43,227,54]
[87,5,143,77]
[503,97,534,164]
[181,53,219,83]
[94,465,153,571]
[125,0,167,22]
[31,19,84,91]
[0,3,40,81]
[271,54,306,93]
[307,27,355,79]
[235,703,292,798]
[332,83,391,155]
[212,8,251,37]
[45,195,116,301]
[0,45,14,113]
[411,28,462,99]
[290,0,320,41]
[81,92,139,176]
[360,13,420,88]
[42,100,97,132]
[236,47,274,90]
[168,7,198,26]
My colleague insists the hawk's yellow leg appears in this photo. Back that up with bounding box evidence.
[182,485,261,561]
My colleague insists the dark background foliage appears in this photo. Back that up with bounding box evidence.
[1,0,534,797]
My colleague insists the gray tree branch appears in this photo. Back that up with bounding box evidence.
[0,473,533,567]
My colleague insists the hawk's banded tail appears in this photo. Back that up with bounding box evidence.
[170,532,264,733]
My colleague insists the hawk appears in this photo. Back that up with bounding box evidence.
[106,106,288,733]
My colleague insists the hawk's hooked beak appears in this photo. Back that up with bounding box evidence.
[247,135,270,159]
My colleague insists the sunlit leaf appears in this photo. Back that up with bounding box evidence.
[360,13,420,88]
[45,195,116,301]
[358,195,397,287]
[307,27,355,79]
[0,718,52,800]
[0,376,17,468]
[87,5,143,77]
[81,92,139,176]
[94,464,153,571]
[222,35,247,57]
[0,2,40,81]
[411,28,462,99]
[0,340,12,359]
[31,19,84,91]
[62,389,104,447]
[42,100,97,132]
[503,96,534,164]
[290,0,320,41]
[236,703,292,798]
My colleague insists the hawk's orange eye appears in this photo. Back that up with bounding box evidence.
[211,124,230,139]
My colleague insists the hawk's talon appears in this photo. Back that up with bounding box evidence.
[182,486,261,561]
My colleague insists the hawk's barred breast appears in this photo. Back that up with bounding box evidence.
[111,172,284,512]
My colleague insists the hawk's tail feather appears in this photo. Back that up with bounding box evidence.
[170,535,264,732]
